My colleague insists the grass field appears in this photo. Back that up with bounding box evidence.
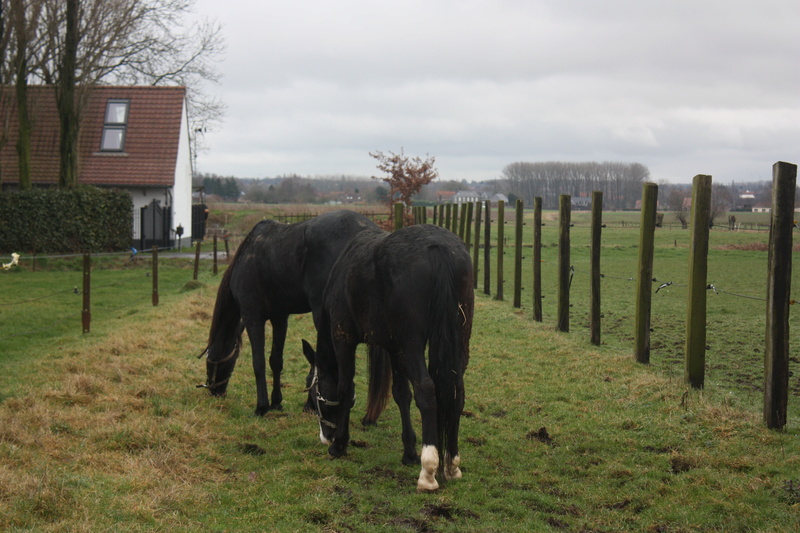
[2,204,800,531]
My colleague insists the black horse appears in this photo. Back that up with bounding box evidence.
[305,224,474,491]
[198,210,391,417]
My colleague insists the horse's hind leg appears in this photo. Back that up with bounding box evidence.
[244,318,270,416]
[268,316,288,411]
[390,363,418,466]
[403,350,440,492]
[444,375,465,481]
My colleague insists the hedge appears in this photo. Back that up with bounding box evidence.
[0,186,133,254]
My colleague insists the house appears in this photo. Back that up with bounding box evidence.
[452,190,488,204]
[0,85,202,249]
[489,193,509,206]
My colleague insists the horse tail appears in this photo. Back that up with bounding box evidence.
[427,245,473,460]
[201,255,244,361]
[362,345,393,426]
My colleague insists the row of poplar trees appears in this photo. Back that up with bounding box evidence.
[0,0,224,189]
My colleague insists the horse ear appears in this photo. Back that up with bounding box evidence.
[301,339,315,365]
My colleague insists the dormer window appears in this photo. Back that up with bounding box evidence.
[100,99,130,151]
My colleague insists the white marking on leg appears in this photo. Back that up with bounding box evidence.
[417,445,439,492]
[444,452,462,481]
[319,426,332,445]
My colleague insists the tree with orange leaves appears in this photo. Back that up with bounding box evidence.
[370,148,438,209]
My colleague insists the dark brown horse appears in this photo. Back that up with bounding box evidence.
[198,210,390,417]
[305,224,474,491]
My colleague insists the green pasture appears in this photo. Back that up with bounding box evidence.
[2,205,800,531]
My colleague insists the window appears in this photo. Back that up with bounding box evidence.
[100,99,130,151]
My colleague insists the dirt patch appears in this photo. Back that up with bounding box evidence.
[526,427,555,447]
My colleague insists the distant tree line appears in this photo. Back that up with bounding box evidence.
[200,175,241,200]
[501,161,651,210]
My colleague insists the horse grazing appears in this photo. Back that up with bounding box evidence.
[198,210,390,416]
[306,224,474,492]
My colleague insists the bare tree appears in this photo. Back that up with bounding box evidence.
[370,148,438,210]
[709,183,732,227]
[8,0,45,189]
[34,0,225,186]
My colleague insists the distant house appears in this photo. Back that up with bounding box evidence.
[452,190,487,204]
[489,193,509,206]
[437,191,456,203]
[752,204,771,213]
[0,85,202,249]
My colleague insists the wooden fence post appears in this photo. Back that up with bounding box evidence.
[193,239,201,281]
[459,203,468,240]
[590,191,603,345]
[533,197,543,322]
[452,203,459,235]
[394,202,404,231]
[685,175,712,387]
[82,252,91,334]
[484,200,491,296]
[465,202,474,249]
[513,198,523,308]
[495,200,505,301]
[152,246,159,306]
[634,182,658,363]
[764,161,797,430]
[438,204,444,227]
[473,201,482,290]
[213,234,218,275]
[445,203,452,231]
[557,195,571,332]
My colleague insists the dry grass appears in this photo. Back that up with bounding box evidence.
[0,288,233,530]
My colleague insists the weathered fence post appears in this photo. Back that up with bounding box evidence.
[685,175,712,387]
[634,182,658,363]
[764,161,797,430]
[193,239,201,281]
[445,203,452,231]
[459,203,468,240]
[213,234,218,275]
[438,204,444,227]
[473,201,482,290]
[533,197,543,322]
[152,246,159,306]
[82,252,91,334]
[590,191,603,345]
[495,200,505,301]
[557,195,571,332]
[394,202,404,230]
[513,198,523,308]
[465,202,474,250]
[484,200,491,296]
[452,203,459,235]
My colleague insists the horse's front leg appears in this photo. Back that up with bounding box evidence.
[268,316,288,411]
[245,319,270,416]
[328,344,356,458]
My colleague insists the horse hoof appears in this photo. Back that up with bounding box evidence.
[361,416,378,427]
[328,443,347,458]
[270,403,283,412]
[254,405,270,416]
[402,453,420,465]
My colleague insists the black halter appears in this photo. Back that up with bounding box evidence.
[196,341,238,390]
[307,367,339,429]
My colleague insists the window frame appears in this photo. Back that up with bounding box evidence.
[100,99,131,152]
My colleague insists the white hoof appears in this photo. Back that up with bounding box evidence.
[417,445,439,492]
[444,453,462,481]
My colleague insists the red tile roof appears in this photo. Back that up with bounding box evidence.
[0,85,186,187]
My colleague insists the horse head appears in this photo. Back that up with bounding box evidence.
[302,339,341,445]
[197,338,240,396]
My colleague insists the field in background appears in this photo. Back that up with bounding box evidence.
[2,203,800,530]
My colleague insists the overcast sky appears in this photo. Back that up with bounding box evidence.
[191,0,800,184]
